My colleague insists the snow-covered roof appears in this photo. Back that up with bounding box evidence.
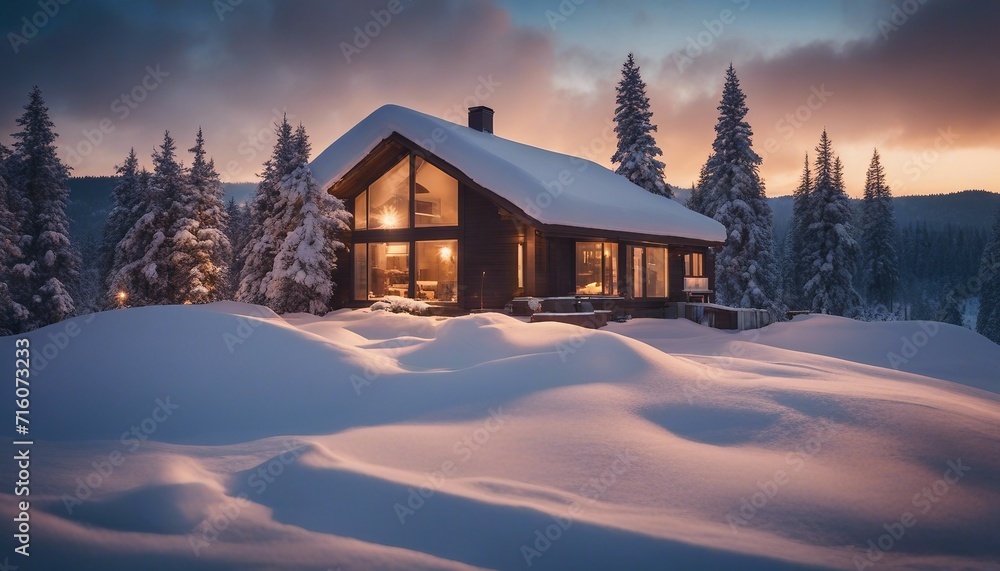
[311,105,726,244]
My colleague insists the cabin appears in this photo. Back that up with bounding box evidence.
[310,104,726,316]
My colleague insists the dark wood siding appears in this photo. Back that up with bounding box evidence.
[545,237,575,296]
[668,250,685,302]
[460,185,521,310]
[533,231,548,296]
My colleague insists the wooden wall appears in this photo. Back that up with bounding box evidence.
[460,185,522,310]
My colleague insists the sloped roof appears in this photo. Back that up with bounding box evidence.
[311,104,726,244]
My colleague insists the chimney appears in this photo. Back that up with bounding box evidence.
[468,106,494,134]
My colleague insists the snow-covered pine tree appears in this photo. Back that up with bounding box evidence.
[976,208,1000,343]
[802,131,862,316]
[237,115,297,304]
[783,155,812,308]
[611,53,672,198]
[859,149,899,311]
[264,162,351,315]
[100,148,145,306]
[937,286,964,326]
[686,156,713,215]
[184,128,231,302]
[0,145,29,334]
[225,197,252,298]
[111,141,171,307]
[702,65,783,317]
[8,86,80,329]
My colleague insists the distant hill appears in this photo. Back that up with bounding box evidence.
[67,177,257,238]
[770,190,1000,239]
[669,186,1000,239]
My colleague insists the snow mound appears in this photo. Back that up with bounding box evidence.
[753,314,1000,392]
[3,304,1000,570]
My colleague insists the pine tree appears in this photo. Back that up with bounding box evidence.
[0,145,28,334]
[184,128,231,302]
[237,115,297,304]
[100,148,145,306]
[611,53,672,198]
[802,131,862,316]
[701,65,783,316]
[264,164,351,314]
[937,286,964,326]
[784,155,812,308]
[225,197,252,298]
[111,141,170,307]
[8,86,80,329]
[859,149,899,311]
[259,125,350,314]
[976,208,1000,343]
[686,156,713,215]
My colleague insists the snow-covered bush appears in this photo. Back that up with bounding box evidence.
[854,304,898,322]
[370,296,430,315]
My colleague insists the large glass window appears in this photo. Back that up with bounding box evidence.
[645,247,667,297]
[415,240,458,302]
[368,157,409,229]
[358,242,409,299]
[630,247,644,298]
[575,242,618,295]
[628,246,668,298]
[354,190,368,230]
[355,241,461,301]
[414,157,458,227]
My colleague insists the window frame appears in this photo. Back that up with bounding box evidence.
[574,241,619,296]
[627,244,669,299]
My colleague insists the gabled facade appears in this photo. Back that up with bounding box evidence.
[311,105,726,312]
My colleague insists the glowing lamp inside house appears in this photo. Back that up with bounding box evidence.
[438,246,452,260]
[378,207,400,228]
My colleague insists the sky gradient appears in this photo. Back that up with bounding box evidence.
[1,0,997,196]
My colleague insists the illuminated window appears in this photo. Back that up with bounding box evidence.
[357,242,409,299]
[368,157,410,229]
[414,158,458,227]
[575,242,618,295]
[685,253,704,277]
[415,240,458,302]
[354,190,367,230]
[628,246,668,298]
[645,247,667,297]
[517,243,524,289]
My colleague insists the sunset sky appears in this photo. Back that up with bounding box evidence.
[2,0,997,197]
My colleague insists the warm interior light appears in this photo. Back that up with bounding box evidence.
[438,246,452,260]
[378,207,399,228]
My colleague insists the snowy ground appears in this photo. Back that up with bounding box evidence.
[2,303,999,570]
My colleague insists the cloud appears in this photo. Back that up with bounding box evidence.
[0,0,996,195]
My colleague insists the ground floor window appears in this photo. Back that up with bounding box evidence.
[685,252,704,277]
[575,242,618,295]
[356,242,409,299]
[627,245,668,298]
[354,240,458,302]
[415,240,458,302]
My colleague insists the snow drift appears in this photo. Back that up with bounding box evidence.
[2,305,999,570]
